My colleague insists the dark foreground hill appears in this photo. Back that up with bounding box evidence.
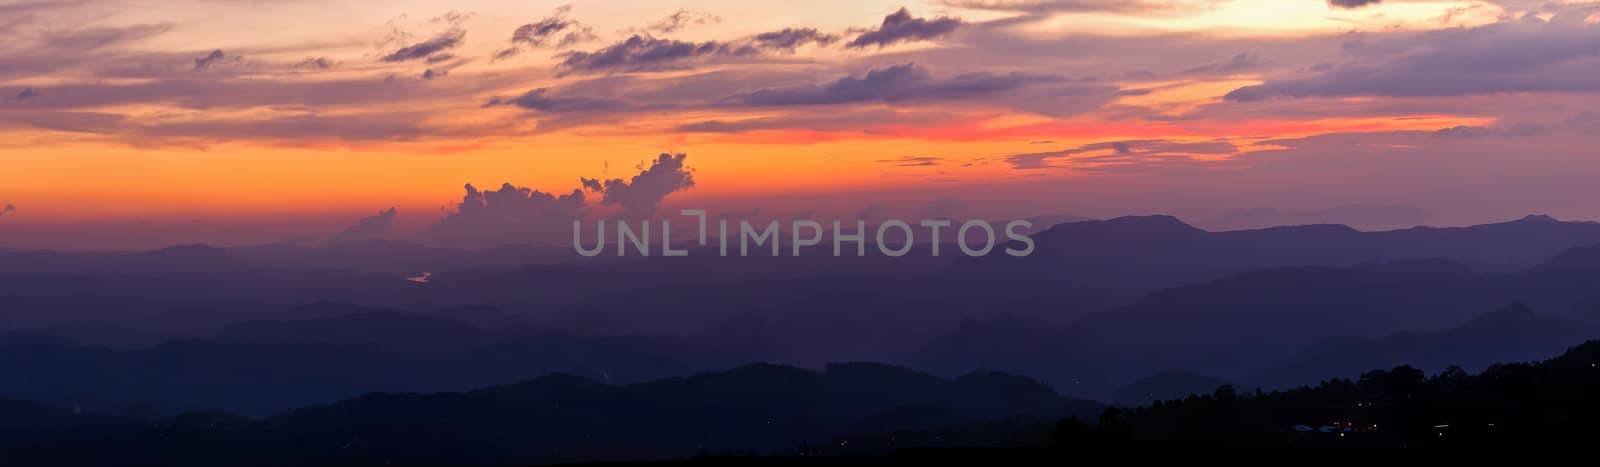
[0,362,1102,466]
[1248,302,1598,389]
[9,341,1600,465]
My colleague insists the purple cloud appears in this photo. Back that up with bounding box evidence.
[753,28,839,51]
[557,35,757,74]
[581,153,696,217]
[381,29,465,62]
[729,63,1063,106]
[484,88,627,112]
[645,9,721,35]
[1327,0,1382,9]
[847,8,962,48]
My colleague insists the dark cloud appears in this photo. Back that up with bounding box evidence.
[192,49,233,71]
[879,156,944,167]
[333,207,396,243]
[1006,139,1239,170]
[484,88,627,112]
[752,28,839,51]
[381,28,465,62]
[513,18,578,47]
[421,68,446,80]
[1327,0,1382,9]
[0,203,12,218]
[294,57,336,69]
[645,9,721,35]
[728,63,1063,106]
[494,6,598,61]
[519,19,595,47]
[557,35,757,75]
[580,153,696,217]
[847,7,962,48]
[15,88,39,101]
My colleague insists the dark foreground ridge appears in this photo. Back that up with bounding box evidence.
[5,340,1600,465]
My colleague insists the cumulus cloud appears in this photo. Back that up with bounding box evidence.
[429,183,589,247]
[728,63,1063,106]
[557,35,757,74]
[381,28,465,62]
[847,7,962,48]
[580,153,696,217]
[427,154,696,247]
[333,207,397,243]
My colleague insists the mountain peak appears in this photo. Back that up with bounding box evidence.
[1455,302,1552,333]
[1517,214,1559,223]
[1075,215,1204,236]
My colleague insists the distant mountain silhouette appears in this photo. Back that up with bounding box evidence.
[225,239,577,275]
[915,257,1508,398]
[8,213,1600,406]
[216,310,502,355]
[0,363,1103,466]
[954,214,1600,294]
[0,310,744,417]
[915,239,1600,399]
[1248,303,1598,389]
[1212,203,1433,231]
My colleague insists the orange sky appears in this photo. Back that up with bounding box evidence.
[4,0,1600,248]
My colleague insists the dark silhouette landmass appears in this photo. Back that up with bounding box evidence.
[6,214,1600,464]
[0,363,1102,466]
[4,341,1600,465]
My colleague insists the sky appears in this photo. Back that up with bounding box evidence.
[3,0,1600,249]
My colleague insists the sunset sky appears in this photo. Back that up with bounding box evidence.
[3,0,1600,249]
